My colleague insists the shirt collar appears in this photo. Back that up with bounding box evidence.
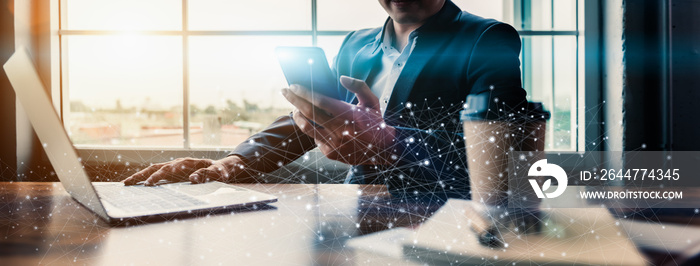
[375,18,419,54]
[382,20,395,50]
[371,0,461,53]
[372,18,391,54]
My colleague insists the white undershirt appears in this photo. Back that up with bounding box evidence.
[370,21,419,115]
[344,21,420,185]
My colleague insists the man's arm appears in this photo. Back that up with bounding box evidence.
[466,23,526,106]
[227,114,317,182]
[122,31,362,185]
[225,31,360,180]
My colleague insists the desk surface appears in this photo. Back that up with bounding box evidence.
[0,182,442,265]
[1,182,698,265]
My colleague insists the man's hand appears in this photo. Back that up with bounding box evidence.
[122,155,246,186]
[282,76,397,165]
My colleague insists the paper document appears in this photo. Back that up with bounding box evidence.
[346,228,421,265]
[404,199,646,265]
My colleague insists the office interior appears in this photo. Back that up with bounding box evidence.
[1,0,700,265]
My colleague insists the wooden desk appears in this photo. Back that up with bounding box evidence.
[0,182,439,265]
[2,182,699,265]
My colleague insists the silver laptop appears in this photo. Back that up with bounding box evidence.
[3,48,277,225]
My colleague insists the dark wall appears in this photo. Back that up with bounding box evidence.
[622,0,671,151]
[669,0,700,151]
[12,0,57,182]
[622,0,700,151]
[0,0,16,181]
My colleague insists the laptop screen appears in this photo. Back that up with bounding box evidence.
[3,47,109,221]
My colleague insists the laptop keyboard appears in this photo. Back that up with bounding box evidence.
[95,185,207,213]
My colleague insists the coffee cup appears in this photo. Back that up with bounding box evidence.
[461,95,550,234]
[461,95,550,207]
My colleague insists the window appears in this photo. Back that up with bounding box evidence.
[515,0,584,151]
[59,0,584,153]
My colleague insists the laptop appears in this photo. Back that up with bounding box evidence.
[3,47,278,225]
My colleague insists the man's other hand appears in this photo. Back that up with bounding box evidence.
[122,156,246,186]
[282,76,397,165]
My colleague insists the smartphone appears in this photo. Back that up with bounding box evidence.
[275,46,342,100]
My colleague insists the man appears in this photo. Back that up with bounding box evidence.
[123,0,527,201]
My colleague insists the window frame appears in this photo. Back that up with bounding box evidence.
[56,0,600,170]
[58,0,347,152]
